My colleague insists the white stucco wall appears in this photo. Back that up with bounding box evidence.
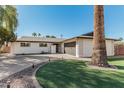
[10,42,54,54]
[61,43,65,53]
[76,39,83,57]
[80,39,114,57]
[82,39,93,57]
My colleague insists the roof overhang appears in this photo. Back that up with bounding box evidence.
[62,36,119,42]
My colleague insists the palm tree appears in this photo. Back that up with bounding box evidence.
[91,5,109,67]
[46,35,50,38]
[51,35,56,38]
[38,33,41,37]
[32,32,37,37]
[0,5,18,48]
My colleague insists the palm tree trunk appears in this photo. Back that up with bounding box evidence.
[91,5,109,67]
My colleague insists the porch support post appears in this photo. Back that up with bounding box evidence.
[76,39,83,58]
[61,43,64,53]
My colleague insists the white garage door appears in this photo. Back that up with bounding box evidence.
[65,47,76,56]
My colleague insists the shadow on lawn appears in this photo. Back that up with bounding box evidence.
[108,57,124,70]
[36,60,124,88]
[108,57,124,61]
[115,65,124,70]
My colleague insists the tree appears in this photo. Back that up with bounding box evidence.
[45,35,50,38]
[119,37,123,41]
[91,5,109,67]
[38,33,41,37]
[0,5,18,48]
[32,32,37,37]
[51,35,56,38]
[45,35,56,38]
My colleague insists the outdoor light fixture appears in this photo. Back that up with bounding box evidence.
[32,64,35,68]
[49,57,50,62]
[7,80,11,88]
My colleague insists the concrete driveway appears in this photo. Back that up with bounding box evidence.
[33,54,91,61]
[0,55,50,80]
[0,54,91,80]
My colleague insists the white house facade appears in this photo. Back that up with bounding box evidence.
[10,32,117,58]
[63,37,115,57]
[10,36,64,55]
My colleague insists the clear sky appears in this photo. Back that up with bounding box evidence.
[16,5,124,39]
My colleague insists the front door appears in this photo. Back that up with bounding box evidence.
[51,45,56,53]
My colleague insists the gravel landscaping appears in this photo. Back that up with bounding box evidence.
[0,62,48,88]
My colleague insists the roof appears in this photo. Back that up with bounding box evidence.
[13,32,119,43]
[82,31,93,36]
[15,36,65,43]
[78,36,119,41]
[63,32,119,42]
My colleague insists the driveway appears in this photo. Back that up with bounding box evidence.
[0,54,91,80]
[0,55,50,80]
[32,54,91,61]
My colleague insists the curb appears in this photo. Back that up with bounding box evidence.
[32,62,49,88]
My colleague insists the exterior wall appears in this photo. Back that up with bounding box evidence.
[63,38,76,55]
[10,38,115,57]
[63,38,114,57]
[10,42,55,54]
[106,40,115,56]
[82,39,93,57]
[115,45,124,55]
[79,38,114,57]
[51,45,56,53]
[76,38,83,57]
[61,43,64,53]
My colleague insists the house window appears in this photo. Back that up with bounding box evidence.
[39,43,47,47]
[20,42,30,47]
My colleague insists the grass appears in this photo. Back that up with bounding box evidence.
[108,57,124,70]
[36,58,124,88]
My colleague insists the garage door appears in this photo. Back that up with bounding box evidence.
[64,42,76,56]
[65,47,76,56]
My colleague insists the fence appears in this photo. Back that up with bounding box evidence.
[115,45,124,55]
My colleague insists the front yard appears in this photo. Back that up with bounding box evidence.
[36,58,124,88]
[108,57,124,70]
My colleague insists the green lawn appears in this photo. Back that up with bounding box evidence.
[36,59,124,88]
[108,57,124,70]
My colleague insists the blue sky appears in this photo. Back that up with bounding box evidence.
[16,5,124,39]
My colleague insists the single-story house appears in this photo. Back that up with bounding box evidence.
[10,32,118,57]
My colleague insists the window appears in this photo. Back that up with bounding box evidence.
[39,43,47,47]
[20,42,30,47]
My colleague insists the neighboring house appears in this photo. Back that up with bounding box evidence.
[114,41,124,55]
[10,32,118,57]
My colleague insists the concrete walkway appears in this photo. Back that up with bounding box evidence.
[30,54,91,61]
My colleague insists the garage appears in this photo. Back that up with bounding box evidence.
[83,39,93,57]
[82,39,115,57]
[64,42,76,56]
